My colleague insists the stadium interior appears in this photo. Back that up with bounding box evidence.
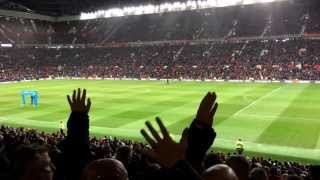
[0,0,320,180]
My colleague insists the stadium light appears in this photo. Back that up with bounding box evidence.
[109,8,124,17]
[80,0,287,20]
[186,1,197,9]
[0,43,12,48]
[143,5,156,14]
[216,0,242,7]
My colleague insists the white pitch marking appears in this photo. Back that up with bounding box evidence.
[233,86,283,117]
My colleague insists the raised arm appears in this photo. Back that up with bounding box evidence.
[65,88,91,144]
[186,92,218,173]
[140,117,202,180]
[56,88,92,180]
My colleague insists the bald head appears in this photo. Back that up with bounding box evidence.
[202,164,238,180]
[82,158,128,180]
[226,155,249,180]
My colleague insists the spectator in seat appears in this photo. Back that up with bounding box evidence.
[227,155,250,180]
[115,146,133,170]
[81,158,128,180]
[12,144,55,180]
[204,153,224,169]
[55,88,92,180]
[249,167,268,180]
[202,164,238,180]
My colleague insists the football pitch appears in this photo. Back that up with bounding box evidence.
[1,80,320,163]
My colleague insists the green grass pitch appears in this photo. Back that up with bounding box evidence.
[1,80,320,164]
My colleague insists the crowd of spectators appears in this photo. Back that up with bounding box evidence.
[0,16,53,44]
[0,39,320,81]
[0,2,320,179]
[0,89,319,180]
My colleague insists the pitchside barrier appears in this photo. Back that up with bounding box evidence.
[0,77,318,84]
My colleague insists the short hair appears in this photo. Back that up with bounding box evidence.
[204,153,223,169]
[13,144,49,178]
[202,164,238,180]
[115,146,132,158]
[82,158,128,180]
[226,155,250,180]
[249,168,268,180]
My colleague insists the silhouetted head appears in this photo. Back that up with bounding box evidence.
[202,164,238,180]
[249,167,268,180]
[115,146,132,168]
[13,144,55,180]
[82,158,128,180]
[226,155,250,180]
[204,153,223,169]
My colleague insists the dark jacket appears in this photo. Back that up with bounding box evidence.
[186,120,216,173]
[55,112,92,180]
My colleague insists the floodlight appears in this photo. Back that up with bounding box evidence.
[186,1,197,9]
[80,0,287,19]
[109,8,124,17]
[143,5,156,14]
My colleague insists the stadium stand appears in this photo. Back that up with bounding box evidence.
[0,0,320,180]
[0,1,319,44]
[1,39,320,81]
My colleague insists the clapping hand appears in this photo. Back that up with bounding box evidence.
[141,117,188,168]
[195,92,218,128]
[67,88,91,113]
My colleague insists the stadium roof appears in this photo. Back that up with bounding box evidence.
[80,0,289,20]
[0,0,316,17]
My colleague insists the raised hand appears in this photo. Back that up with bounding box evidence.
[67,88,91,113]
[63,89,92,180]
[140,117,188,168]
[195,92,218,128]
